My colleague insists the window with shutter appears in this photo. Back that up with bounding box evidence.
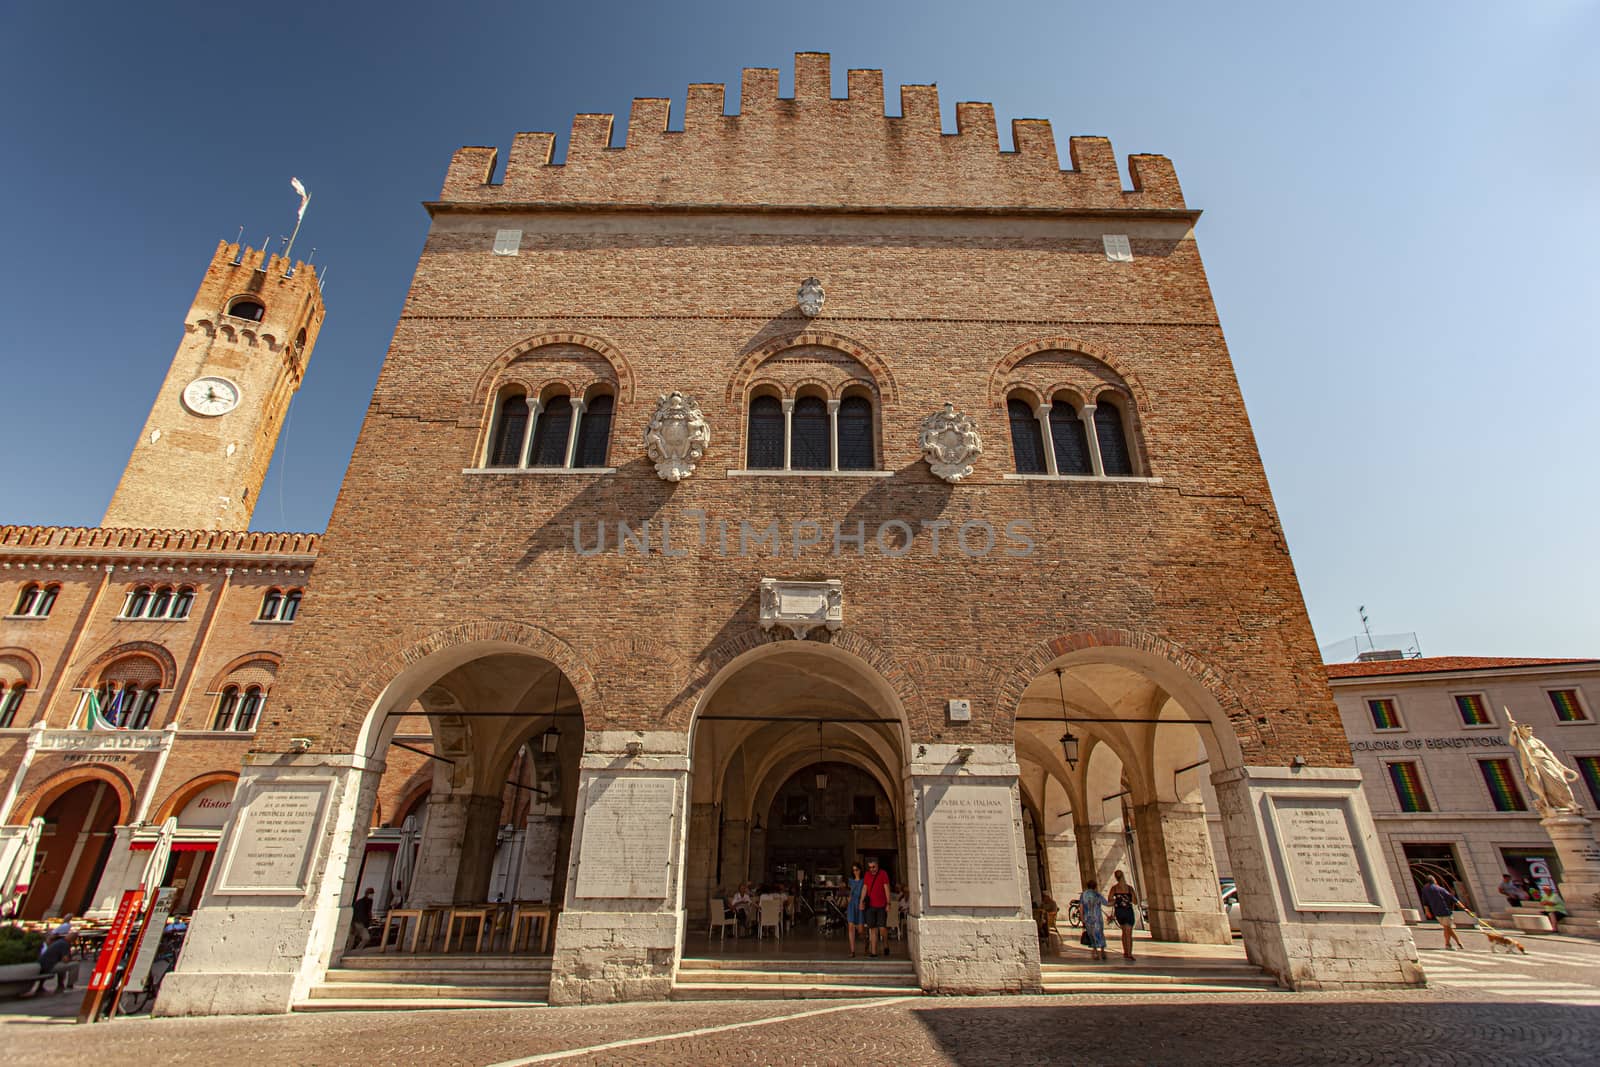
[837,396,874,470]
[791,397,831,470]
[488,394,530,467]
[573,394,613,468]
[1094,404,1134,475]
[1048,402,1093,475]
[1008,397,1046,474]
[746,396,784,469]
[530,397,573,467]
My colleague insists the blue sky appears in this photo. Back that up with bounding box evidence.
[2,2,1596,657]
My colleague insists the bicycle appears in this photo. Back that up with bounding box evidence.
[118,930,183,1016]
[1066,899,1083,928]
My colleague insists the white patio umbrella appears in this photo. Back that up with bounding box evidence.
[0,817,44,916]
[393,815,419,908]
[140,817,179,895]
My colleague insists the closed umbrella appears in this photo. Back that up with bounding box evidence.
[141,817,179,894]
[0,817,44,916]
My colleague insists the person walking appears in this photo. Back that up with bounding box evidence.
[845,863,865,957]
[1077,881,1108,961]
[860,856,892,958]
[347,887,376,950]
[1420,875,1466,950]
[1108,870,1139,962]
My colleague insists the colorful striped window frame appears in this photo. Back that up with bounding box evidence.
[1454,693,1492,726]
[1578,756,1600,810]
[1549,689,1588,722]
[1479,759,1528,812]
[1387,762,1430,813]
[1367,698,1402,730]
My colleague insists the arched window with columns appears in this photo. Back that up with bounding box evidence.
[837,395,874,470]
[528,393,575,467]
[1048,397,1094,475]
[1094,403,1135,476]
[487,392,530,467]
[573,393,613,468]
[746,395,784,469]
[790,396,831,470]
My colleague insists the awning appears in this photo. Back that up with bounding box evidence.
[364,841,399,852]
[130,840,216,853]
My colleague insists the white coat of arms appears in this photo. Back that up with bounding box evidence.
[918,403,984,483]
[643,392,711,482]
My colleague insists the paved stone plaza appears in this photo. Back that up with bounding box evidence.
[7,929,1598,1065]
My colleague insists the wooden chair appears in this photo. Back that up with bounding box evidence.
[1043,909,1062,955]
[443,905,494,953]
[509,903,555,954]
[380,908,428,953]
[708,896,737,946]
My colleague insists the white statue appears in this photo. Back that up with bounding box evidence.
[643,392,710,482]
[918,402,984,483]
[1507,711,1582,814]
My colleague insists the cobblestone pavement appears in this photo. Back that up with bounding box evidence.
[5,929,1598,1067]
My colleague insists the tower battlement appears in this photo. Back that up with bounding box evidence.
[436,53,1186,214]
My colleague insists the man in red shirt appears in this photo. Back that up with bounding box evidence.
[860,856,893,957]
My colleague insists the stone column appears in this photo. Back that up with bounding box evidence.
[1041,831,1082,900]
[1035,403,1058,475]
[1079,404,1105,476]
[515,813,562,902]
[906,744,1041,995]
[1085,825,1129,888]
[1132,800,1231,944]
[826,399,841,472]
[1211,766,1420,990]
[718,818,749,890]
[561,395,587,468]
[406,791,489,906]
[452,793,504,903]
[684,802,718,925]
[1539,813,1600,934]
[547,730,688,1006]
[156,752,382,1016]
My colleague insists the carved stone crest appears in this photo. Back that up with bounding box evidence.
[798,277,825,317]
[759,578,843,639]
[918,403,984,483]
[643,392,711,482]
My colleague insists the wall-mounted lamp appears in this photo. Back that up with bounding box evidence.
[625,740,645,757]
[289,737,313,753]
[956,746,975,763]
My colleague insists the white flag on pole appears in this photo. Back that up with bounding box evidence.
[291,177,309,221]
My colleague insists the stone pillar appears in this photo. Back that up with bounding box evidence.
[515,813,562,902]
[1042,831,1082,900]
[684,802,718,925]
[1132,800,1231,944]
[1211,766,1420,990]
[718,818,749,890]
[156,752,381,1016]
[1087,826,1128,888]
[407,792,472,906]
[906,744,1041,995]
[452,794,503,903]
[547,731,688,1006]
[1539,813,1600,934]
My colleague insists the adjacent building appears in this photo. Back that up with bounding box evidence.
[1328,656,1600,917]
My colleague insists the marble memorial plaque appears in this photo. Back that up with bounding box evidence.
[921,782,1017,907]
[574,775,676,899]
[1271,796,1376,909]
[215,782,328,894]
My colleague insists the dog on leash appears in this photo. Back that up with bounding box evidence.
[1482,928,1527,954]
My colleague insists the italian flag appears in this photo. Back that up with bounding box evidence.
[83,689,119,730]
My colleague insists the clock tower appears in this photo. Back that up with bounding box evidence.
[103,241,325,531]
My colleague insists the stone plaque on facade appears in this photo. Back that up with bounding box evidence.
[574,775,676,899]
[1269,796,1378,910]
[215,782,329,895]
[920,782,1017,907]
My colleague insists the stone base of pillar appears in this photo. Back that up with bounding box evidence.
[1212,765,1422,990]
[546,911,678,1005]
[155,757,374,1017]
[1540,813,1600,922]
[1147,906,1232,945]
[911,916,1042,994]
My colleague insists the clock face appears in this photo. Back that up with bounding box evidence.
[182,376,241,417]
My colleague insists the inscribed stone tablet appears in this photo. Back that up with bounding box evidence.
[216,783,327,894]
[921,782,1017,907]
[1272,797,1373,908]
[574,775,676,899]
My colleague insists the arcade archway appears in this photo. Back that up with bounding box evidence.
[17,777,125,919]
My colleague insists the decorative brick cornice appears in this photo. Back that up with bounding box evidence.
[0,525,319,569]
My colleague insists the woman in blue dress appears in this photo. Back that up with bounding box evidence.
[845,863,865,957]
[1078,879,1108,961]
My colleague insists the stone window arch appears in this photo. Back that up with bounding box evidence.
[119,583,194,621]
[225,296,265,322]
[12,582,58,618]
[258,587,303,623]
[0,651,34,729]
[994,341,1151,479]
[207,655,277,733]
[469,336,628,472]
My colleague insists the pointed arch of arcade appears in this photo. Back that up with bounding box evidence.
[346,620,604,759]
[464,330,637,416]
[726,329,900,406]
[11,764,136,825]
[987,336,1154,417]
[1003,628,1255,769]
[153,771,240,823]
[72,641,179,690]
[671,627,920,736]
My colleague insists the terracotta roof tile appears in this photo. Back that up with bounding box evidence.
[1325,656,1598,679]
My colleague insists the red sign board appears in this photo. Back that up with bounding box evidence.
[77,889,144,1023]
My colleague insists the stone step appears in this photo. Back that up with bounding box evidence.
[309,981,546,1001]
[1041,964,1268,981]
[676,969,920,987]
[678,957,914,975]
[670,982,923,1002]
[1042,980,1285,995]
[340,953,552,972]
[294,997,546,1012]
[323,968,551,987]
